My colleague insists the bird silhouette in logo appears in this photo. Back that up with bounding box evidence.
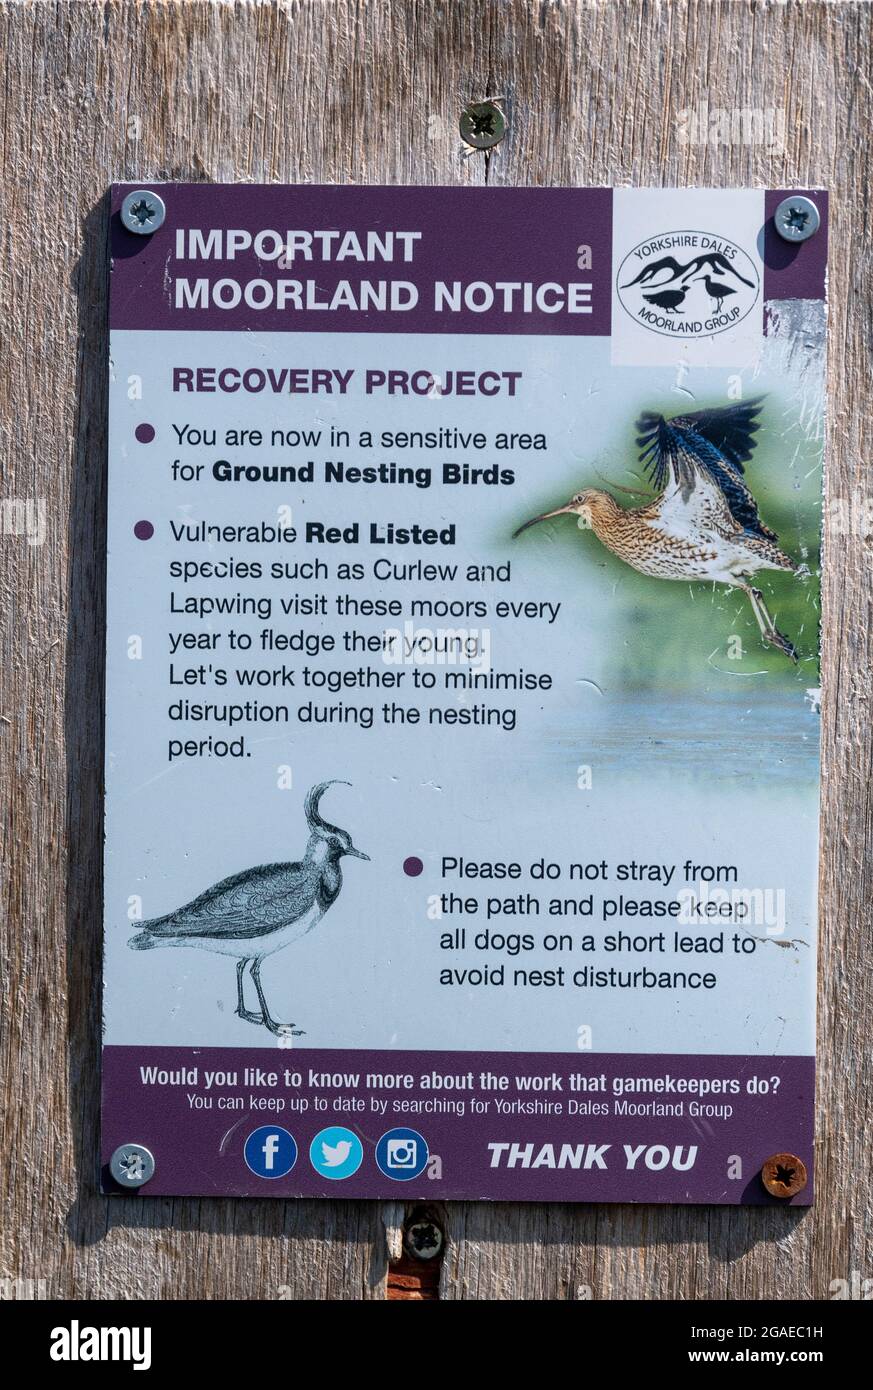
[322,1138,353,1167]
[643,286,688,314]
[514,398,802,660]
[622,251,756,324]
[699,273,737,313]
[128,781,369,1034]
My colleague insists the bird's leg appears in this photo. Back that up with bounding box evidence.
[753,588,799,662]
[740,584,769,638]
[235,958,265,1026]
[250,958,305,1037]
[743,585,798,662]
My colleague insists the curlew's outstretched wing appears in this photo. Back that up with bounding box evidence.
[635,397,777,543]
[139,861,319,940]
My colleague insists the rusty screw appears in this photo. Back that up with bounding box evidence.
[761,1152,808,1198]
[459,101,507,150]
[403,1217,444,1261]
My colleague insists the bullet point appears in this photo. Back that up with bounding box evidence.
[403,856,424,877]
[134,520,154,540]
[135,423,155,443]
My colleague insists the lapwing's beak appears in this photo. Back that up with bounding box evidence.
[512,503,575,538]
[347,846,370,860]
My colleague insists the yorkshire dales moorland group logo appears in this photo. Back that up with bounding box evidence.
[616,230,760,338]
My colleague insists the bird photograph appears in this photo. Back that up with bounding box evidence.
[513,398,804,661]
[128,780,368,1035]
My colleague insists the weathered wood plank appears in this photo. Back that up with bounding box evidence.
[1,0,870,1300]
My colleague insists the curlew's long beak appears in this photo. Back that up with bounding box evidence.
[512,503,575,539]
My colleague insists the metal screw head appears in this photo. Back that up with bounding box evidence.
[120,190,167,236]
[761,1152,808,1198]
[459,101,507,150]
[774,195,821,243]
[109,1143,156,1188]
[403,1218,444,1261]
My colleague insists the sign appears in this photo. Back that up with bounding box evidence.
[102,185,826,1203]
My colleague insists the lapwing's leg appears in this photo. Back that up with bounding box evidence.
[250,957,305,1036]
[749,586,798,662]
[235,958,265,1026]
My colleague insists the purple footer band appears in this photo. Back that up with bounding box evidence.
[102,1047,814,1204]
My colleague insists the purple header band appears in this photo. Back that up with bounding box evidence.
[111,185,828,338]
[103,1045,814,1205]
[109,183,618,335]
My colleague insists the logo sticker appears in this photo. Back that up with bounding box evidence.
[616,230,760,338]
[309,1126,364,1180]
[375,1127,430,1181]
[243,1125,298,1179]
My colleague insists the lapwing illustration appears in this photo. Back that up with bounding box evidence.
[128,781,369,1034]
[513,398,802,660]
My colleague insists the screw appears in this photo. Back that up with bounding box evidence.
[760,1152,808,1198]
[459,101,507,150]
[109,1143,156,1188]
[120,189,167,236]
[403,1217,444,1261]
[773,195,821,243]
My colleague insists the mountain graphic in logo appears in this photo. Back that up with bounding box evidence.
[616,233,760,338]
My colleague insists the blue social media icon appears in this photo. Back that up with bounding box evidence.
[375,1127,429,1181]
[244,1125,298,1179]
[309,1126,364,1180]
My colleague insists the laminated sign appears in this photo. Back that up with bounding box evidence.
[103,185,827,1203]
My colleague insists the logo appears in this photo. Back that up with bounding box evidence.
[616,231,759,339]
[375,1127,429,1181]
[49,1321,151,1370]
[309,1126,364,1180]
[244,1125,298,1179]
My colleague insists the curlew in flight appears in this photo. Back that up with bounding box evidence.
[513,398,802,660]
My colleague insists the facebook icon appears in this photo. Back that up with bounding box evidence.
[244,1125,298,1179]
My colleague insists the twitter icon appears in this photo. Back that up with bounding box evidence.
[309,1126,364,1180]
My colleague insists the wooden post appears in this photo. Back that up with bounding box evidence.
[1,0,870,1300]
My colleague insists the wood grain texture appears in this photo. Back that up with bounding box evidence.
[1,0,870,1301]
